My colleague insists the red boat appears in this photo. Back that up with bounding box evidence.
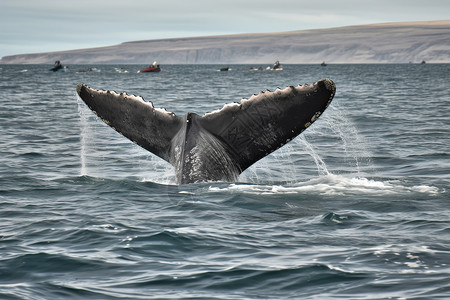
[138,62,161,73]
[138,66,161,73]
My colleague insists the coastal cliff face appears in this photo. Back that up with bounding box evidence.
[2,21,449,64]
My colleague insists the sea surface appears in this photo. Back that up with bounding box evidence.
[0,64,449,299]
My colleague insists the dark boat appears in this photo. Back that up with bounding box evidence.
[50,60,66,72]
[138,61,161,73]
[220,67,229,71]
[272,60,282,70]
[321,61,327,66]
[267,60,283,71]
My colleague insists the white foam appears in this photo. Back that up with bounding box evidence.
[140,165,176,185]
[208,174,441,196]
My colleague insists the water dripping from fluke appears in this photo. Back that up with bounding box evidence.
[77,94,89,176]
[300,135,330,176]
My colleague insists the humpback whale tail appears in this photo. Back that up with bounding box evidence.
[76,78,335,184]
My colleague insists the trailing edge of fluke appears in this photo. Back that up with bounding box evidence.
[76,78,336,184]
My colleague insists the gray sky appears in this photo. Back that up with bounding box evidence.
[1,0,449,58]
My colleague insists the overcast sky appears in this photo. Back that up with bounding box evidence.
[1,0,449,58]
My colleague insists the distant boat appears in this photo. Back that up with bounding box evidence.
[321,61,327,66]
[272,60,282,70]
[219,67,229,71]
[421,60,426,64]
[138,61,161,73]
[50,60,67,72]
[267,60,283,71]
[138,66,161,73]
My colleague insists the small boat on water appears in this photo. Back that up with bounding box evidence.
[50,60,68,72]
[138,66,161,73]
[267,60,283,71]
[273,61,282,70]
[321,61,327,66]
[219,67,229,71]
[138,61,161,73]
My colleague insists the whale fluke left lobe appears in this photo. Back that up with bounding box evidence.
[76,83,182,162]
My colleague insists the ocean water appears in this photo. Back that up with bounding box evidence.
[0,63,449,299]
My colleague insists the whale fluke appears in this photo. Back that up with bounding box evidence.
[76,78,335,184]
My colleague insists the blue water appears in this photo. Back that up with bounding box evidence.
[0,64,449,299]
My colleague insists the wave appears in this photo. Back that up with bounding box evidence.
[109,263,368,297]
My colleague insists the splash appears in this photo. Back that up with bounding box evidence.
[325,105,373,174]
[299,135,330,176]
[77,94,90,176]
[228,103,441,196]
[209,175,441,196]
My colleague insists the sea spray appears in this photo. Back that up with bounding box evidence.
[325,105,373,175]
[77,95,89,176]
[299,135,330,176]
[239,143,301,184]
